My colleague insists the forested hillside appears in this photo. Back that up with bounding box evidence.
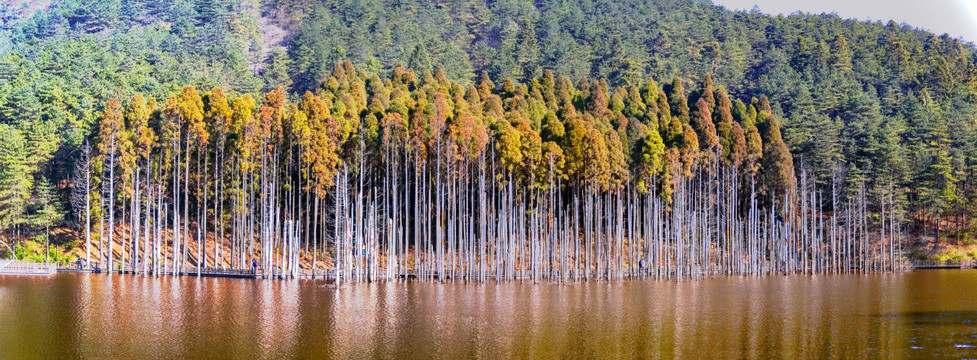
[0,0,267,258]
[0,0,975,263]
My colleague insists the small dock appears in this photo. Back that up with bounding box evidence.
[57,265,262,279]
[911,260,977,270]
[0,260,58,276]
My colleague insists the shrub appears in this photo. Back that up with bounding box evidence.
[12,239,75,266]
[935,247,969,263]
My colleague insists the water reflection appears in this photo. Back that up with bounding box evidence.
[1,270,977,358]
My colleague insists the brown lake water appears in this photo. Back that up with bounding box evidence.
[1,270,976,359]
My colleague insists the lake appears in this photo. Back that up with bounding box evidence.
[1,270,976,358]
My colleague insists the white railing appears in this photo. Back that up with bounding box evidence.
[0,261,57,276]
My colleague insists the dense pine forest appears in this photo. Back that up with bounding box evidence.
[0,0,975,271]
